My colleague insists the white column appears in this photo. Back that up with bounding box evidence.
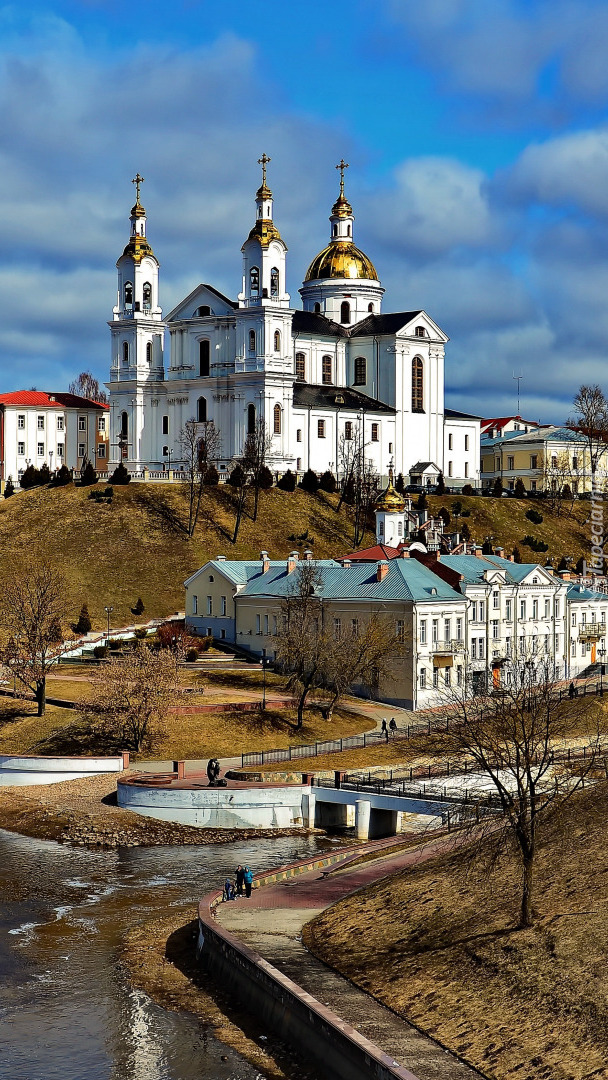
[355,799,371,840]
[302,792,316,828]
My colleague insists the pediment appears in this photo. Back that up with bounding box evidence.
[166,283,237,323]
[397,311,448,344]
[518,566,558,587]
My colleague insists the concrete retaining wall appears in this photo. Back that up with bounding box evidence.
[117,779,308,829]
[198,863,419,1080]
[0,752,128,787]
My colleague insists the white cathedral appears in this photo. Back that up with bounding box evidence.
[107,161,480,487]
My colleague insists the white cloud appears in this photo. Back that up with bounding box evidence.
[502,129,608,217]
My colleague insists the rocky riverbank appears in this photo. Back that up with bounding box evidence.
[0,772,312,848]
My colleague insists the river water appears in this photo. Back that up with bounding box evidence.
[0,828,327,1080]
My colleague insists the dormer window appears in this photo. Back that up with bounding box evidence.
[415,325,425,337]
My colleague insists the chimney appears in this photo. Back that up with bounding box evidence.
[400,548,410,558]
[559,570,571,581]
[303,549,313,561]
[495,546,504,557]
[377,560,389,581]
[216,555,226,561]
[260,550,270,573]
[287,550,299,573]
[343,559,351,568]
[509,553,515,562]
[475,546,484,558]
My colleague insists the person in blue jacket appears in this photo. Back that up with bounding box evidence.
[243,866,254,898]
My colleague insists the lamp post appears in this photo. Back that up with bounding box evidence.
[164,446,173,472]
[104,605,113,645]
[599,646,606,695]
[261,647,267,711]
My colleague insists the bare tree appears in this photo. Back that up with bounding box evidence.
[178,419,221,537]
[567,385,608,489]
[227,461,248,544]
[0,563,68,715]
[542,450,573,514]
[68,371,108,404]
[429,658,607,928]
[80,645,181,752]
[322,614,405,718]
[274,561,331,728]
[240,417,272,521]
[337,424,380,544]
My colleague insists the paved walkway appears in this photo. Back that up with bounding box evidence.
[216,838,486,1080]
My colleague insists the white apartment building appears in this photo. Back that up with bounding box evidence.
[0,391,109,483]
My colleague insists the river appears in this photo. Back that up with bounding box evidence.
[0,828,327,1080]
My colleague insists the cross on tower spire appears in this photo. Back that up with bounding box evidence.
[131,173,145,205]
[336,158,349,196]
[257,154,271,186]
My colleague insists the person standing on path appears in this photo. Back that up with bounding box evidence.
[389,717,397,736]
[381,718,388,737]
[235,864,245,896]
[243,866,253,898]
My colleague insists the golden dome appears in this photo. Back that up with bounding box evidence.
[304,241,378,282]
[375,481,405,513]
[121,234,156,264]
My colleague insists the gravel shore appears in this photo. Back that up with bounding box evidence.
[0,772,308,848]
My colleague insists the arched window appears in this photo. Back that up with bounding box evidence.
[247,403,256,434]
[354,356,366,386]
[314,302,321,314]
[119,411,128,458]
[143,282,151,308]
[250,266,260,297]
[199,340,210,377]
[274,404,282,435]
[197,397,207,423]
[124,281,133,307]
[368,302,374,313]
[248,329,256,353]
[195,305,211,317]
[270,267,279,296]
[333,224,338,237]
[347,224,351,236]
[412,357,424,412]
[146,342,152,364]
[273,329,281,351]
[322,355,332,385]
[122,341,129,364]
[415,325,426,337]
[295,352,306,381]
[340,301,350,324]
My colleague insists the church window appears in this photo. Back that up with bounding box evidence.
[412,357,424,412]
[274,404,282,435]
[354,356,366,385]
[464,462,469,478]
[250,267,260,297]
[195,305,211,317]
[448,434,453,450]
[379,521,384,536]
[17,415,25,429]
[197,397,207,423]
[415,326,425,337]
[296,457,302,470]
[122,341,129,365]
[448,461,453,477]
[340,301,350,324]
[273,330,281,351]
[345,421,352,440]
[120,412,128,457]
[162,445,169,458]
[124,282,133,307]
[146,342,152,364]
[200,340,210,377]
[371,423,379,442]
[270,267,279,297]
[249,329,256,353]
[389,441,393,453]
[296,429,302,442]
[368,303,374,313]
[322,355,333,384]
[333,224,338,237]
[162,415,169,435]
[318,419,326,438]
[143,282,152,309]
[295,353,306,381]
[247,404,256,434]
[314,302,321,314]
[398,521,403,536]
[465,434,469,451]
[347,224,351,236]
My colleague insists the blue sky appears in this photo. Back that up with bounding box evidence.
[2,0,608,420]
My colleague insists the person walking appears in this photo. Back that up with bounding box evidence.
[381,717,389,743]
[389,717,397,736]
[243,866,254,898]
[235,864,245,896]
[569,681,575,700]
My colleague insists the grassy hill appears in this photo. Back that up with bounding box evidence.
[0,483,593,632]
[0,482,363,630]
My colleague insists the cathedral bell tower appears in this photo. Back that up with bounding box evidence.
[109,175,165,466]
[238,155,290,309]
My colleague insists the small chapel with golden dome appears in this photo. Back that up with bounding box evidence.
[107,160,480,486]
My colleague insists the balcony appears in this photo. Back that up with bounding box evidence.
[432,639,466,656]
[578,623,606,642]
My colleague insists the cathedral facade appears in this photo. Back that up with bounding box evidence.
[107,163,480,487]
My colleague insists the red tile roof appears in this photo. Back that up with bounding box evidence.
[336,543,404,563]
[0,391,108,410]
[480,415,538,433]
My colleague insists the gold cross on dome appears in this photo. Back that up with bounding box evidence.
[336,158,349,194]
[257,154,271,185]
[131,173,144,203]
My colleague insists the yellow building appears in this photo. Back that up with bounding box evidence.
[480,425,597,494]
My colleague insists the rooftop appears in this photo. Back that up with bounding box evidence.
[0,391,108,410]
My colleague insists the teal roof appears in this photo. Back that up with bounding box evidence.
[567,584,608,602]
[441,554,555,585]
[239,558,463,603]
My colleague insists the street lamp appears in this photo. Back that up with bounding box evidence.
[261,647,267,711]
[104,605,113,645]
[163,446,173,471]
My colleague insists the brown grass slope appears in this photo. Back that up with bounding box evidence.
[0,483,361,630]
[304,782,608,1080]
[0,485,593,634]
